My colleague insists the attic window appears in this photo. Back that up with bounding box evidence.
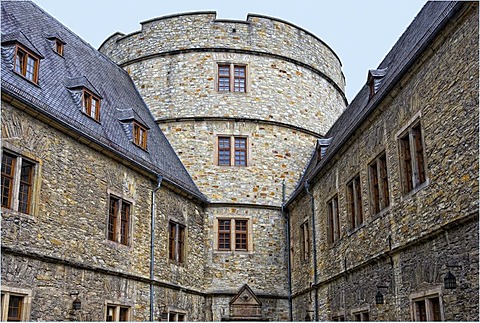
[82,88,101,121]
[367,68,387,99]
[54,39,64,56]
[316,137,332,163]
[14,44,40,84]
[133,122,147,150]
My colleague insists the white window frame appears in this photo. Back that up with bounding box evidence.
[1,287,32,322]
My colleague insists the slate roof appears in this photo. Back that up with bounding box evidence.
[286,1,464,204]
[1,0,206,201]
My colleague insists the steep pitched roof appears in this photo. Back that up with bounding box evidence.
[287,1,465,204]
[1,0,206,201]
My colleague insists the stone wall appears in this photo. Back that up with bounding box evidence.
[1,102,207,320]
[99,12,345,91]
[288,3,478,321]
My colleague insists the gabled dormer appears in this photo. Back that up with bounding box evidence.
[367,67,388,99]
[66,76,102,122]
[46,33,65,56]
[118,108,150,151]
[2,31,44,84]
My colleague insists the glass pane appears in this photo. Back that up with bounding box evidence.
[26,56,36,81]
[15,50,25,74]
[119,307,129,321]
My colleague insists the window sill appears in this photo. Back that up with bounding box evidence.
[370,205,391,222]
[347,223,365,236]
[401,179,430,201]
[104,239,132,250]
[213,250,253,255]
[1,207,36,223]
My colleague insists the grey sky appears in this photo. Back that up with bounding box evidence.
[31,0,426,102]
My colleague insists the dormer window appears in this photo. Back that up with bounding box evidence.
[14,44,40,84]
[54,39,64,56]
[133,122,147,150]
[82,88,101,121]
[367,68,387,99]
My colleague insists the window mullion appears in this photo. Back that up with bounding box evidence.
[409,129,418,188]
[230,64,234,92]
[12,156,22,211]
[230,137,235,166]
[231,219,235,251]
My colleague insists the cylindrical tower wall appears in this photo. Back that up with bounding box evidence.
[100,12,346,204]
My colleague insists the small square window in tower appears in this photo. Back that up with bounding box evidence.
[217,64,247,93]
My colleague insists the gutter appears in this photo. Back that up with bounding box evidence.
[150,175,163,322]
[304,180,318,321]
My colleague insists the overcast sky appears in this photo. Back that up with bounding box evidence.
[31,0,426,102]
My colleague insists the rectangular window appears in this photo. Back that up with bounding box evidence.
[168,312,187,322]
[217,64,247,92]
[413,296,442,321]
[353,310,370,321]
[168,221,186,263]
[327,195,340,243]
[217,136,248,166]
[1,289,31,322]
[133,122,148,150]
[369,153,390,214]
[1,151,36,215]
[399,122,427,194]
[300,221,310,262]
[106,305,130,322]
[55,39,64,56]
[217,218,250,252]
[82,89,101,122]
[107,196,131,246]
[14,45,40,83]
[347,175,363,230]
[332,315,345,321]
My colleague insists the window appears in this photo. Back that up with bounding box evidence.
[107,196,131,246]
[300,221,310,262]
[106,304,130,322]
[82,88,101,121]
[54,39,64,56]
[168,312,186,322]
[217,64,246,92]
[353,310,370,321]
[327,195,340,243]
[216,218,250,251]
[347,175,363,230]
[1,288,31,321]
[217,136,247,166]
[1,151,36,215]
[169,221,186,264]
[412,296,442,321]
[399,122,426,194]
[14,45,40,84]
[133,122,147,150]
[369,153,390,214]
[332,315,345,321]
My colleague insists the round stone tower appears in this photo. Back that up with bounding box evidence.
[100,11,346,321]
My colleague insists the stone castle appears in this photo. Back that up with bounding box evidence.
[1,0,478,321]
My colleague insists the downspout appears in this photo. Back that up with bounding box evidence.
[304,180,318,321]
[150,175,163,322]
[282,180,293,321]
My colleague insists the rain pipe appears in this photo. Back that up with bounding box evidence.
[282,180,293,321]
[150,175,163,321]
[304,180,318,321]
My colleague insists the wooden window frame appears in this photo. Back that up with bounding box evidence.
[399,121,427,195]
[82,88,101,122]
[347,175,363,231]
[133,122,148,150]
[168,221,186,264]
[215,218,251,252]
[107,195,131,246]
[55,39,64,56]
[168,311,187,322]
[369,153,390,215]
[332,315,345,321]
[352,310,370,321]
[1,287,32,322]
[216,136,248,166]
[411,295,443,321]
[216,63,247,93]
[1,151,37,215]
[106,304,131,322]
[14,44,40,84]
[300,220,310,262]
[327,195,340,244]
